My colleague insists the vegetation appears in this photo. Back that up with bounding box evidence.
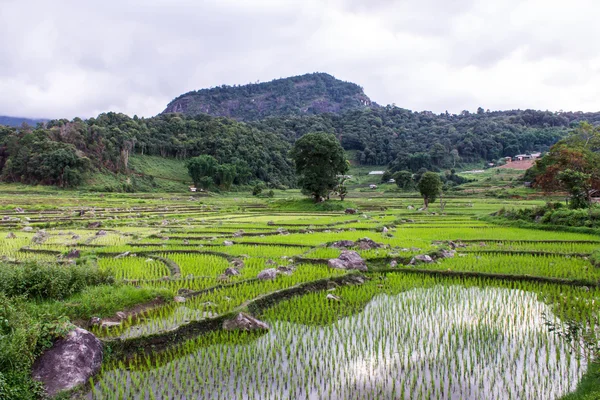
[417,171,442,208]
[163,72,372,120]
[528,123,600,208]
[290,132,348,201]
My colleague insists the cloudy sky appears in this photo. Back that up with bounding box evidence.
[1,0,600,119]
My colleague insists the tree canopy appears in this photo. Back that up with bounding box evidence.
[290,132,348,201]
[418,172,442,208]
[528,123,600,209]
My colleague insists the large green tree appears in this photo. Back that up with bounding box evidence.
[417,171,442,209]
[530,123,600,209]
[290,132,348,201]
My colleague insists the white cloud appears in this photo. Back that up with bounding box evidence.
[0,0,599,119]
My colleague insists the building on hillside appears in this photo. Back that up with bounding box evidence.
[369,184,377,189]
[189,186,197,192]
[591,189,600,203]
[530,152,542,159]
[388,179,396,184]
[515,154,531,161]
[368,171,385,175]
[504,157,512,163]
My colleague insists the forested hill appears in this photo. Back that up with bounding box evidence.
[0,116,48,127]
[250,108,600,169]
[162,73,374,121]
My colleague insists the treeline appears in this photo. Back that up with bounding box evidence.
[252,107,600,172]
[0,113,295,188]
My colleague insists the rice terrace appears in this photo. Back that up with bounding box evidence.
[1,170,599,399]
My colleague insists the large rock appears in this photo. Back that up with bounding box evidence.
[439,249,456,259]
[223,312,269,331]
[87,221,102,229]
[224,267,240,276]
[328,250,367,271]
[257,268,278,280]
[32,327,103,397]
[410,254,434,265]
[344,208,357,215]
[330,240,355,249]
[355,238,383,250]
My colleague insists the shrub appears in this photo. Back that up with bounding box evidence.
[0,262,113,301]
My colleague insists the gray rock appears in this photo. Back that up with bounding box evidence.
[330,240,355,249]
[66,249,80,259]
[114,251,130,259]
[230,258,245,269]
[96,230,107,236]
[115,312,127,320]
[382,226,389,233]
[223,312,269,331]
[233,230,244,238]
[87,221,102,229]
[344,208,357,214]
[32,327,103,397]
[390,260,398,268]
[356,238,383,250]
[440,249,456,259]
[276,265,295,275]
[328,251,367,271]
[89,317,101,326]
[224,267,240,276]
[173,296,186,303]
[223,240,234,246]
[31,230,48,244]
[410,254,434,265]
[257,268,278,280]
[14,207,24,213]
[6,232,16,239]
[326,293,341,301]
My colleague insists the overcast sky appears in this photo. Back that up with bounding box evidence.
[1,0,600,119]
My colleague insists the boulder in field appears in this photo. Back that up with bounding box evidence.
[66,249,80,259]
[173,296,186,303]
[96,230,107,236]
[257,268,278,280]
[14,207,24,213]
[32,327,103,397]
[356,238,383,250]
[410,254,434,265]
[223,240,234,246]
[330,240,355,249]
[439,249,456,259]
[224,267,240,276]
[223,312,269,331]
[87,221,102,229]
[344,208,357,215]
[6,232,16,239]
[328,250,367,271]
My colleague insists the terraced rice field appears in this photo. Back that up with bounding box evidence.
[0,193,598,399]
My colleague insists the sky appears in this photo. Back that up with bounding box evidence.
[1,0,600,119]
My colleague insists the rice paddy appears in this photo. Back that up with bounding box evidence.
[0,192,597,399]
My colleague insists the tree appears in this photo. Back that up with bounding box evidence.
[393,170,414,190]
[186,155,218,189]
[290,132,348,201]
[417,172,442,209]
[557,169,593,209]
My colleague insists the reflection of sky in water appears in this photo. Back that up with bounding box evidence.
[91,286,585,400]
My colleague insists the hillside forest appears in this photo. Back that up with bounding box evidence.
[2,73,600,191]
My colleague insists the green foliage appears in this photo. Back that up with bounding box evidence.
[0,294,69,400]
[417,171,442,207]
[393,170,414,190]
[0,262,113,300]
[290,132,348,201]
[558,169,593,209]
[252,183,264,196]
[495,202,600,229]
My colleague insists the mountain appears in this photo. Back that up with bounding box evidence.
[162,73,374,121]
[0,116,48,127]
